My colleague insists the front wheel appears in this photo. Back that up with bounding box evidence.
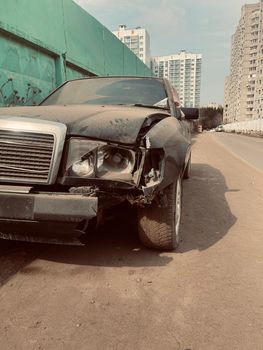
[138,177,182,251]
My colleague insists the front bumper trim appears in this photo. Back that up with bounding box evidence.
[0,192,98,222]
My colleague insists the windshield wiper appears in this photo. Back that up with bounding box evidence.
[132,103,170,111]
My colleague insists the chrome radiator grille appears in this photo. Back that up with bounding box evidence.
[0,130,55,183]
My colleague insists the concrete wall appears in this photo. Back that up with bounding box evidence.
[224,119,263,135]
[0,0,153,107]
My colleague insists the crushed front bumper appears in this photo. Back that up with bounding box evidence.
[0,191,98,244]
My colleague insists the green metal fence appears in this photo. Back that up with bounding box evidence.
[0,0,153,107]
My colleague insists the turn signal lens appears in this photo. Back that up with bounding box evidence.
[71,157,94,177]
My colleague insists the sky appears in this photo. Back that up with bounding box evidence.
[74,0,258,105]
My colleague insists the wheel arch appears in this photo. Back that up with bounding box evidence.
[143,117,190,190]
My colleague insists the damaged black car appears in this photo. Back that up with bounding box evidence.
[0,77,198,250]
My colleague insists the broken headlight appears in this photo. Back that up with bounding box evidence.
[97,146,134,176]
[64,138,136,180]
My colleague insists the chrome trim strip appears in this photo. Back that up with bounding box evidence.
[0,185,32,193]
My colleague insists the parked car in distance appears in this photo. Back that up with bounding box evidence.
[0,76,198,250]
[215,125,224,132]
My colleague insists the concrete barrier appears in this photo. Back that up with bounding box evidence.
[224,119,263,135]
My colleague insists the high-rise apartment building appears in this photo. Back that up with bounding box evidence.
[225,1,263,122]
[151,51,202,108]
[112,25,151,67]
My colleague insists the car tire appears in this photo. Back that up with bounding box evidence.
[183,154,191,179]
[137,176,182,251]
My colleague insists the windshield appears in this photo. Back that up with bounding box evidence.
[41,77,168,107]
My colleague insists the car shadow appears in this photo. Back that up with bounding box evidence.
[0,241,45,286]
[37,207,174,268]
[180,163,237,252]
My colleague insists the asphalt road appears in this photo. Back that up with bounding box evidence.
[0,133,263,350]
[213,132,263,172]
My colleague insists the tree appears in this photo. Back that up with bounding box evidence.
[199,107,223,129]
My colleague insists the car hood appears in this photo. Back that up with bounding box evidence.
[0,104,169,144]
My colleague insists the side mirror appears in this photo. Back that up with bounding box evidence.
[181,107,199,120]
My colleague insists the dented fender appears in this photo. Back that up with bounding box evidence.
[143,117,190,190]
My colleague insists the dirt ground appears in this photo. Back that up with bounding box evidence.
[0,133,263,350]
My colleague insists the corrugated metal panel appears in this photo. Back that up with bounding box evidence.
[65,64,90,81]
[0,33,56,106]
[123,45,137,76]
[64,0,105,75]
[103,30,124,76]
[0,0,66,54]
